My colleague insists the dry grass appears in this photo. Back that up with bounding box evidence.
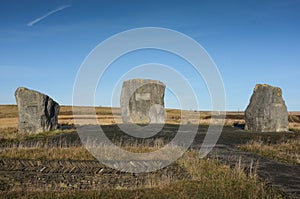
[0,127,76,143]
[0,145,155,161]
[0,140,181,161]
[239,138,300,165]
[176,151,281,199]
[0,118,18,128]
[1,105,299,130]
[0,105,18,118]
[0,105,293,198]
[0,127,18,140]
[0,146,94,160]
[2,148,282,198]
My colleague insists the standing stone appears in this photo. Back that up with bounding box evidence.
[15,87,60,134]
[245,84,288,132]
[120,79,165,124]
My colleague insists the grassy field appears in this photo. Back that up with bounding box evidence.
[1,105,299,129]
[0,105,298,198]
[1,148,282,199]
[239,137,300,165]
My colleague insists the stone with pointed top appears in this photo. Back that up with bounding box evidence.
[15,87,60,134]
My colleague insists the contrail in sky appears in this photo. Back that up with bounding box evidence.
[27,5,71,27]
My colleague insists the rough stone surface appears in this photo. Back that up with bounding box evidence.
[245,84,288,132]
[15,87,60,134]
[120,79,165,124]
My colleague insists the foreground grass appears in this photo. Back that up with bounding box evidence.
[5,178,282,199]
[238,137,300,165]
[176,151,282,199]
[1,147,282,198]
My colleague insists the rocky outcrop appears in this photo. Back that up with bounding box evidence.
[245,84,288,132]
[15,87,60,134]
[120,79,165,124]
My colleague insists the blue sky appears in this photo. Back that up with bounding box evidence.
[0,0,299,111]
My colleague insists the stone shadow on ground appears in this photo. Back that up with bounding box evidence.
[0,124,299,198]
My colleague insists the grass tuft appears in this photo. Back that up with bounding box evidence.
[0,146,283,198]
[238,138,300,165]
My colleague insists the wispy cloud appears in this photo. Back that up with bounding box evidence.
[27,5,71,27]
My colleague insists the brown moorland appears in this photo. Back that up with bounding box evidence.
[0,105,300,198]
[1,104,299,130]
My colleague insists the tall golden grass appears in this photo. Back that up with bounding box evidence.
[239,138,300,165]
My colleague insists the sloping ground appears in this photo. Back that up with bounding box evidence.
[290,116,300,123]
[209,145,300,199]
[289,113,300,123]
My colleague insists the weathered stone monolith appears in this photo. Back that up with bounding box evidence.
[15,87,60,134]
[245,84,288,132]
[120,79,165,124]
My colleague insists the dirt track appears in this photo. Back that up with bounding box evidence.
[0,124,299,198]
[0,158,188,192]
[209,145,300,199]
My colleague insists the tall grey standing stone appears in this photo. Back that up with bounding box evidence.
[15,87,60,134]
[120,79,165,124]
[245,84,289,132]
